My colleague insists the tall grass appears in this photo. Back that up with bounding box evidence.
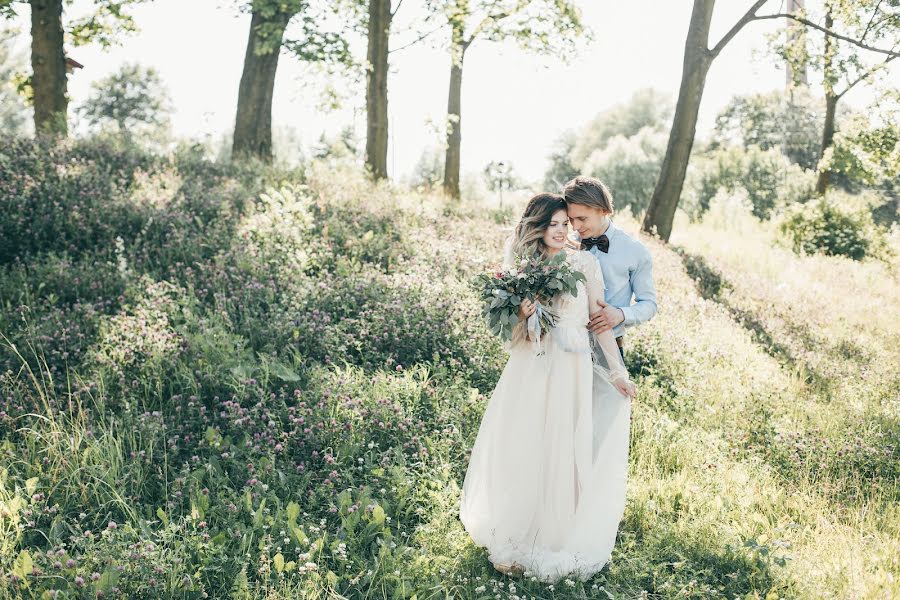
[0,139,896,598]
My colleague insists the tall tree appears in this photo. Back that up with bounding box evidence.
[641,1,765,241]
[785,0,807,87]
[233,5,292,162]
[232,0,349,162]
[429,0,585,199]
[365,0,390,179]
[0,0,149,137]
[779,0,899,194]
[29,0,65,135]
[0,25,29,133]
[641,0,900,241]
[78,62,170,140]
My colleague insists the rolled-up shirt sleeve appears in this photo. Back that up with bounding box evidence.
[620,248,657,328]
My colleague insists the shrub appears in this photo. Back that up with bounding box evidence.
[778,197,888,261]
[710,89,823,170]
[236,184,316,280]
[687,145,815,220]
[581,127,666,216]
[569,88,673,169]
[286,266,504,390]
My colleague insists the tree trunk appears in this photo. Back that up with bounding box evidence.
[815,10,836,195]
[365,0,391,180]
[30,0,67,137]
[442,35,465,199]
[785,0,807,87]
[641,0,713,241]
[232,9,290,163]
[816,93,838,195]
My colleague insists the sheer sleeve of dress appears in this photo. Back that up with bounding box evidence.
[578,251,629,384]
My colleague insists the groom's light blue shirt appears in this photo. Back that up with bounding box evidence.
[579,221,657,338]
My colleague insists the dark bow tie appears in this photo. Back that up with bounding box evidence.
[581,234,610,253]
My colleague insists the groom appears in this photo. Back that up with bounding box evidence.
[563,176,657,359]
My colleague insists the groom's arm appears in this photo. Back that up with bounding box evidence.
[621,248,657,328]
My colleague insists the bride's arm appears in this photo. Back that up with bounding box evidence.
[579,252,636,398]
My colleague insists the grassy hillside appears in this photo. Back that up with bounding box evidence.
[0,139,897,599]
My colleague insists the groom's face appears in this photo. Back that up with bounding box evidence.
[566,203,610,239]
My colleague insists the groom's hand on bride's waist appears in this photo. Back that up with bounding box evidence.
[588,299,625,335]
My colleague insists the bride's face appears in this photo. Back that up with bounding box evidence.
[543,209,569,251]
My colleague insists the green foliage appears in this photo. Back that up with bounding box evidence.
[542,129,578,189]
[67,0,151,48]
[544,89,673,207]
[1,140,898,599]
[1,0,150,47]
[430,0,587,62]
[241,0,352,65]
[569,88,673,169]
[0,25,28,135]
[477,251,585,341]
[778,195,890,260]
[409,146,444,190]
[687,145,815,220]
[310,126,359,164]
[710,89,823,170]
[828,112,900,191]
[482,160,518,194]
[78,62,172,140]
[774,0,900,99]
[581,126,667,216]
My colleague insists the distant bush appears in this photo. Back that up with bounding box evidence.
[544,88,673,190]
[581,127,666,216]
[77,63,172,145]
[710,89,823,170]
[543,130,578,190]
[687,145,815,220]
[778,196,890,261]
[569,88,673,169]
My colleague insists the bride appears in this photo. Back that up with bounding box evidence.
[459,192,636,582]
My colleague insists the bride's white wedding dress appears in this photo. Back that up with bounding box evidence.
[459,248,631,582]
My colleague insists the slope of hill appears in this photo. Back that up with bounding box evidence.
[0,139,896,599]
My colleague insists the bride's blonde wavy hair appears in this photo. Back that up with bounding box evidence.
[510,193,568,260]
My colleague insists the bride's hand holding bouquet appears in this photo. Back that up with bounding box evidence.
[477,251,586,347]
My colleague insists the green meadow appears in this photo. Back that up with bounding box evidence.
[0,140,897,599]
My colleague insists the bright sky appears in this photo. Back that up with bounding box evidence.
[7,0,897,183]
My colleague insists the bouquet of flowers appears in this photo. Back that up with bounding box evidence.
[478,251,586,344]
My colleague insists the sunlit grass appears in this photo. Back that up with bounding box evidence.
[0,140,897,598]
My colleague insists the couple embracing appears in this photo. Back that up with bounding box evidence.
[459,176,658,582]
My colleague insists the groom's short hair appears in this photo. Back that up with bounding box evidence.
[562,176,614,214]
